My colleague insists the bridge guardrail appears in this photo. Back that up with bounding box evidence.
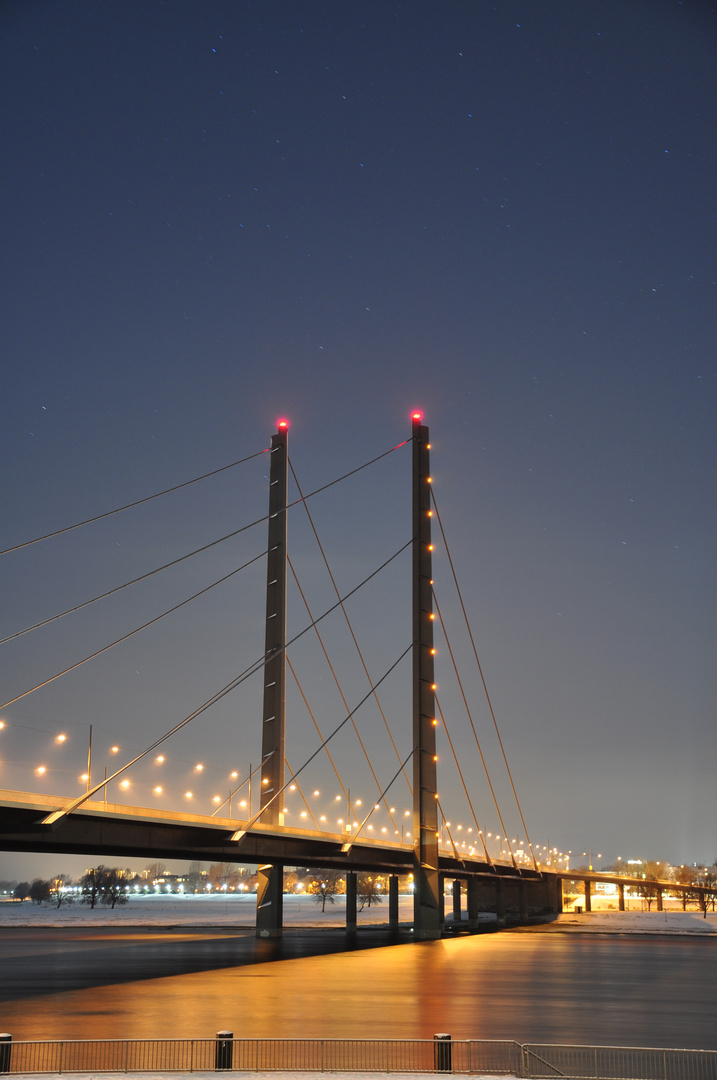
[0,1036,715,1078]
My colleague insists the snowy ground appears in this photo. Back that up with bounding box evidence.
[523,909,717,934]
[1,893,715,933]
[0,892,412,928]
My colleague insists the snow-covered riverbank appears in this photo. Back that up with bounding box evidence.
[2,894,715,933]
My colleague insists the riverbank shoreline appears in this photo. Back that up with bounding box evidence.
[2,894,715,935]
[512,910,717,935]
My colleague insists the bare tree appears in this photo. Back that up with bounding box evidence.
[29,879,51,905]
[100,868,129,908]
[52,873,75,908]
[357,874,383,911]
[207,862,241,890]
[185,861,204,893]
[144,862,167,884]
[635,861,670,911]
[81,866,104,908]
[676,865,705,911]
[313,870,344,912]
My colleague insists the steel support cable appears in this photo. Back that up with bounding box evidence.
[2,440,410,648]
[42,543,412,824]
[209,762,262,818]
[288,457,412,797]
[288,555,403,838]
[436,800,463,864]
[231,643,412,842]
[286,654,351,816]
[0,520,271,648]
[433,688,492,864]
[284,754,321,833]
[433,587,517,871]
[0,449,270,557]
[431,489,538,873]
[341,745,415,852]
[288,437,410,505]
[0,549,269,711]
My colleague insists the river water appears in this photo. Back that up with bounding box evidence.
[0,926,715,1050]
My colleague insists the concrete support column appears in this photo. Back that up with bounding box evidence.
[584,879,592,913]
[346,871,357,932]
[256,863,283,937]
[618,883,625,911]
[389,875,399,927]
[555,877,563,913]
[657,888,663,912]
[452,879,462,922]
[467,877,479,930]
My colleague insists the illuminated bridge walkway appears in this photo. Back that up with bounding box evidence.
[0,414,705,936]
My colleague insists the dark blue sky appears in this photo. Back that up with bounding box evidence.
[1,1,715,880]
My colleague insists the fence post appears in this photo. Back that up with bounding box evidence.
[0,1035,11,1074]
[434,1033,452,1072]
[215,1031,233,1070]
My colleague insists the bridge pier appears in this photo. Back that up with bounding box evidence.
[346,871,357,932]
[389,875,399,927]
[467,877,479,929]
[519,879,528,921]
[584,879,592,913]
[657,888,663,912]
[256,863,283,937]
[452,879,462,922]
[618,883,625,911]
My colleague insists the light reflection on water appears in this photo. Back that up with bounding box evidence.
[1,931,716,1049]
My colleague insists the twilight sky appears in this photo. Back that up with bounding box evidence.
[1,0,715,883]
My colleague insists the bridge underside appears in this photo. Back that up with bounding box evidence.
[0,791,556,922]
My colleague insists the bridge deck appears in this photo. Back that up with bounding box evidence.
[0,789,531,879]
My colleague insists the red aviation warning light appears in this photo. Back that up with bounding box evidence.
[411,410,423,422]
[277,418,290,430]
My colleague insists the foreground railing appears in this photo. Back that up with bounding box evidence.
[0,1036,715,1078]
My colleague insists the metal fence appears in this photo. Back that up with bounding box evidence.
[521,1043,717,1080]
[0,1036,715,1078]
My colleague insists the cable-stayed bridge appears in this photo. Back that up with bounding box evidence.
[0,414,692,936]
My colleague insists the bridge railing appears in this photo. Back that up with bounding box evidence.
[1,1036,716,1078]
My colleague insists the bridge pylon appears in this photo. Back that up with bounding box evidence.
[411,413,442,939]
[256,420,288,937]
